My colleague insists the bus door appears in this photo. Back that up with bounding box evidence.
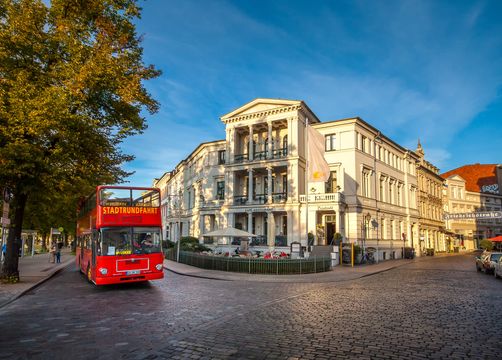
[92,230,99,268]
[79,236,84,267]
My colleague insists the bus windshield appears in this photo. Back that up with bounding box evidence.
[100,227,161,255]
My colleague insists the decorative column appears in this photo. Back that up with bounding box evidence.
[267,121,273,159]
[227,212,234,227]
[247,211,253,233]
[267,211,275,248]
[287,210,293,245]
[287,117,293,156]
[226,126,235,163]
[267,166,273,204]
[248,168,253,204]
[199,214,205,240]
[248,125,254,161]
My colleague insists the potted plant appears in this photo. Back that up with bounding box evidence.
[307,232,315,246]
[332,233,343,246]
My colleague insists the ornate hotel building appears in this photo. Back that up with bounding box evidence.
[415,141,446,254]
[155,99,427,260]
[441,164,502,250]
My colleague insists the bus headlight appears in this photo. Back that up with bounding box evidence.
[98,268,108,275]
[155,264,163,271]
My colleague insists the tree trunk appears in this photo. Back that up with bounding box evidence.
[41,233,47,252]
[0,189,28,283]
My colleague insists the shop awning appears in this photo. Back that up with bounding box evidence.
[487,235,502,242]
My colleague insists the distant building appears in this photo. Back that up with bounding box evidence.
[155,99,438,260]
[441,164,502,250]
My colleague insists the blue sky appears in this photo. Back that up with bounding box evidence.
[120,0,502,187]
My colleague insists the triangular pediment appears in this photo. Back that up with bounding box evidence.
[446,174,466,183]
[221,98,302,121]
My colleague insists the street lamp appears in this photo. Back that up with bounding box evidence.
[371,217,379,263]
[364,213,371,256]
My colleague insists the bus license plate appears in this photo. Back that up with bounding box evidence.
[126,270,140,275]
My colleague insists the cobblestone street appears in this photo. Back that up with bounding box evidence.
[1,254,501,359]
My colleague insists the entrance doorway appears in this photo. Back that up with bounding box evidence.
[325,215,336,245]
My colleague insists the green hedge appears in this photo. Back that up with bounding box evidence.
[165,249,331,275]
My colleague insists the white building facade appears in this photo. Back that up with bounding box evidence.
[156,99,425,260]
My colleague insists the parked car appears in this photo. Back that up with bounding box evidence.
[494,257,502,279]
[481,252,502,274]
[476,252,490,272]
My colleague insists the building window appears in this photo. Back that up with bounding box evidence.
[218,150,226,165]
[379,176,385,202]
[410,186,417,208]
[282,135,288,150]
[325,134,336,151]
[361,136,367,153]
[325,171,338,193]
[361,170,370,197]
[389,180,394,204]
[216,181,225,200]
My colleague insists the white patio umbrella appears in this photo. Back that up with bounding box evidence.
[203,227,256,238]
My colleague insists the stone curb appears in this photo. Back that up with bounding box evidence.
[0,261,73,309]
[163,265,232,281]
[163,260,410,283]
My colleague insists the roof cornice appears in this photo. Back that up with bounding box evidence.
[221,104,303,124]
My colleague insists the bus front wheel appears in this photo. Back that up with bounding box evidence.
[87,265,92,283]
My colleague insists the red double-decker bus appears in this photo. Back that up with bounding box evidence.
[76,185,164,285]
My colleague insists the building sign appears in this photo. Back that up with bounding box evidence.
[317,206,334,210]
[252,208,273,212]
[102,206,159,215]
[481,184,499,194]
[443,211,502,220]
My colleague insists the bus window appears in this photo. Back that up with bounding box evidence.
[133,228,161,254]
[101,228,132,255]
[100,188,131,207]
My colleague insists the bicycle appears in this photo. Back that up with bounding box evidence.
[362,252,376,264]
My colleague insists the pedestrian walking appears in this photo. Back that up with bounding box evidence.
[56,244,61,263]
[1,242,6,262]
[49,243,56,263]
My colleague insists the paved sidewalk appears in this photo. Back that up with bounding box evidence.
[0,248,74,308]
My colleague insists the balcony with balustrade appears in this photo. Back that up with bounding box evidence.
[230,119,289,165]
[299,192,346,204]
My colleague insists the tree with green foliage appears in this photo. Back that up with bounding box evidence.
[179,236,211,253]
[479,239,494,251]
[0,0,160,282]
